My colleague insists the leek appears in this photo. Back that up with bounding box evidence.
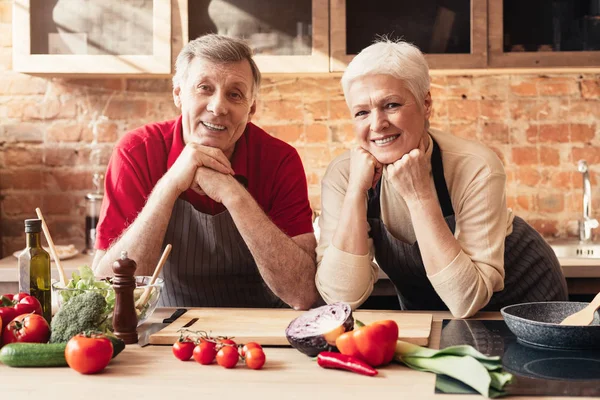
[395,340,513,398]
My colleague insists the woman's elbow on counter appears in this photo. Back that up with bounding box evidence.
[450,306,480,319]
[446,293,490,318]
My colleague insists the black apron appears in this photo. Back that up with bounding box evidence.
[158,198,287,308]
[367,139,568,311]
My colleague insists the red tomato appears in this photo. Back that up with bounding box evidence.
[216,345,239,368]
[199,337,217,348]
[172,339,195,361]
[218,338,237,346]
[2,313,50,345]
[245,348,266,370]
[241,342,262,357]
[193,341,217,365]
[65,333,113,374]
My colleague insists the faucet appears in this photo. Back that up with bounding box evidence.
[578,160,599,242]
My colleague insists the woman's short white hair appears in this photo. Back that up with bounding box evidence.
[341,39,430,107]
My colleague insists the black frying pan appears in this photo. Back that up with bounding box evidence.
[500,302,600,350]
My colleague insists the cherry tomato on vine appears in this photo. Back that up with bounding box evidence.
[216,345,239,368]
[241,342,262,357]
[245,348,266,370]
[218,338,237,347]
[172,339,195,361]
[193,341,218,365]
[198,337,216,348]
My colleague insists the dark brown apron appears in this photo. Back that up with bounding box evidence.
[367,139,568,311]
[158,198,287,308]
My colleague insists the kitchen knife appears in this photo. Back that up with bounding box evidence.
[138,308,187,347]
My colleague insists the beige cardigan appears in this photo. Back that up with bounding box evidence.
[315,129,515,318]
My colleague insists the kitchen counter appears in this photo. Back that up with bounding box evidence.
[0,252,94,282]
[1,252,599,295]
[556,257,600,277]
[0,309,590,399]
[0,252,95,293]
[1,253,600,282]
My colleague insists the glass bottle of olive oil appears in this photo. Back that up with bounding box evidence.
[18,219,52,323]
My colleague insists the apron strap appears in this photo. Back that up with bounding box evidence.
[367,179,382,219]
[367,136,454,219]
[431,138,454,218]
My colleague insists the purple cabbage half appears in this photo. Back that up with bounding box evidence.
[285,302,354,357]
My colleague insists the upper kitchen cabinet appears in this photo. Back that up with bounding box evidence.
[184,0,329,73]
[12,0,172,75]
[488,0,600,68]
[330,0,488,71]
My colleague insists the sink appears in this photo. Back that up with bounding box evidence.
[548,239,600,259]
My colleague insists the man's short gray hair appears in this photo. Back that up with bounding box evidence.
[172,34,261,96]
[341,38,430,107]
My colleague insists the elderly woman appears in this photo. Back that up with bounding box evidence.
[315,40,568,318]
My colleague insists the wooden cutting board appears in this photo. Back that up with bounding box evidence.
[149,308,433,346]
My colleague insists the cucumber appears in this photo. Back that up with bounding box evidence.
[0,335,126,368]
[106,334,126,358]
[0,343,68,368]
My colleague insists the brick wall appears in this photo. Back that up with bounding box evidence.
[1,1,599,257]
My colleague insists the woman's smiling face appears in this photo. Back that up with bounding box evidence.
[346,74,432,165]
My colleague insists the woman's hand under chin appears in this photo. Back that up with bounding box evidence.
[347,146,383,194]
[386,135,434,204]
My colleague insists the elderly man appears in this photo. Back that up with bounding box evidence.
[93,34,318,310]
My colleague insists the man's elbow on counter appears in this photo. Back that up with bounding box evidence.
[91,250,112,278]
[289,290,322,311]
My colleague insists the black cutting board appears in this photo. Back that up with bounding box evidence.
[435,319,600,397]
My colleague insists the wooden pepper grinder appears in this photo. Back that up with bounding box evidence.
[112,250,138,344]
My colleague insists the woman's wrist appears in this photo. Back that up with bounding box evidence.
[345,187,369,202]
[405,195,441,217]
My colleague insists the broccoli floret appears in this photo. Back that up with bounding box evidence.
[50,291,108,343]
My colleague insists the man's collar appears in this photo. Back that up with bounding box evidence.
[167,116,185,170]
[168,116,249,181]
[230,127,249,184]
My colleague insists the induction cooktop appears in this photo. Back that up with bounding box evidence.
[435,319,600,397]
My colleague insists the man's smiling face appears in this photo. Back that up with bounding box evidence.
[173,57,256,159]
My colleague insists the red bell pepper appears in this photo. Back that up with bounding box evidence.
[335,319,399,367]
[0,293,43,332]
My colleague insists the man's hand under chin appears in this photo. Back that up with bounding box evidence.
[192,166,243,204]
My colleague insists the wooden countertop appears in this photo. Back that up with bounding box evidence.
[0,309,586,399]
[0,253,599,282]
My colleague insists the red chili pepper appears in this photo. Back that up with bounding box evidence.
[317,351,378,377]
